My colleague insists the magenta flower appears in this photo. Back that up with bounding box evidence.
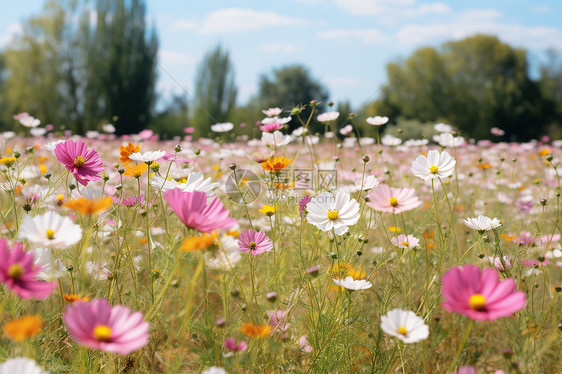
[268,310,289,332]
[164,189,237,232]
[54,140,105,186]
[224,337,247,352]
[441,265,525,321]
[238,229,272,255]
[63,298,149,355]
[366,185,421,214]
[0,239,56,299]
[299,195,311,217]
[259,123,284,132]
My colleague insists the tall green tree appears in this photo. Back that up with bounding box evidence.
[373,34,550,140]
[192,45,237,137]
[539,50,562,137]
[257,65,329,132]
[84,0,158,135]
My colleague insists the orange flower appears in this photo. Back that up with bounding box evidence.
[331,262,365,280]
[500,233,516,242]
[180,231,218,252]
[120,143,140,165]
[64,196,112,215]
[123,163,148,178]
[3,315,43,342]
[538,149,550,156]
[240,322,271,338]
[261,156,292,172]
[476,163,491,169]
[63,294,91,303]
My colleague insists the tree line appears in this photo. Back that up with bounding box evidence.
[0,0,560,140]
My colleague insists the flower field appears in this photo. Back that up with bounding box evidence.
[0,112,560,373]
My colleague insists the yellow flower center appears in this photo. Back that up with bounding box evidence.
[401,241,409,246]
[73,156,86,168]
[93,325,112,341]
[389,197,398,207]
[398,326,407,335]
[46,229,55,240]
[249,241,257,251]
[468,294,486,310]
[8,263,24,280]
[429,165,439,174]
[327,209,339,220]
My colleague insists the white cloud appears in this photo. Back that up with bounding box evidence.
[333,0,415,16]
[395,17,562,50]
[317,28,387,44]
[0,23,22,48]
[199,8,306,34]
[531,5,551,13]
[159,50,195,66]
[259,42,299,54]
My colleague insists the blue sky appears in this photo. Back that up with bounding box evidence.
[1,0,561,110]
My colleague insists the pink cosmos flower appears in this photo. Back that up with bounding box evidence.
[268,310,289,332]
[54,140,105,186]
[259,123,284,132]
[111,194,146,207]
[224,337,247,352]
[164,189,237,232]
[298,336,313,353]
[238,229,272,255]
[366,185,421,214]
[390,234,420,249]
[441,265,525,321]
[520,258,549,267]
[63,298,149,355]
[456,366,476,374]
[0,239,56,299]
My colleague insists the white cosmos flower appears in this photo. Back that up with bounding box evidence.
[202,367,228,374]
[435,133,465,147]
[19,116,41,128]
[30,128,47,137]
[262,130,291,146]
[332,276,372,290]
[86,130,100,138]
[359,137,375,145]
[210,122,234,133]
[381,134,402,146]
[262,107,282,117]
[33,248,66,281]
[366,116,389,126]
[0,357,48,374]
[545,248,562,259]
[380,309,429,343]
[206,235,241,270]
[317,112,340,123]
[102,123,116,133]
[19,211,82,249]
[463,215,502,231]
[151,172,219,196]
[390,235,420,249]
[129,150,166,163]
[306,191,360,236]
[404,139,429,147]
[262,116,291,125]
[44,140,65,152]
[434,123,452,133]
[339,124,353,135]
[1,131,16,140]
[411,149,456,180]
